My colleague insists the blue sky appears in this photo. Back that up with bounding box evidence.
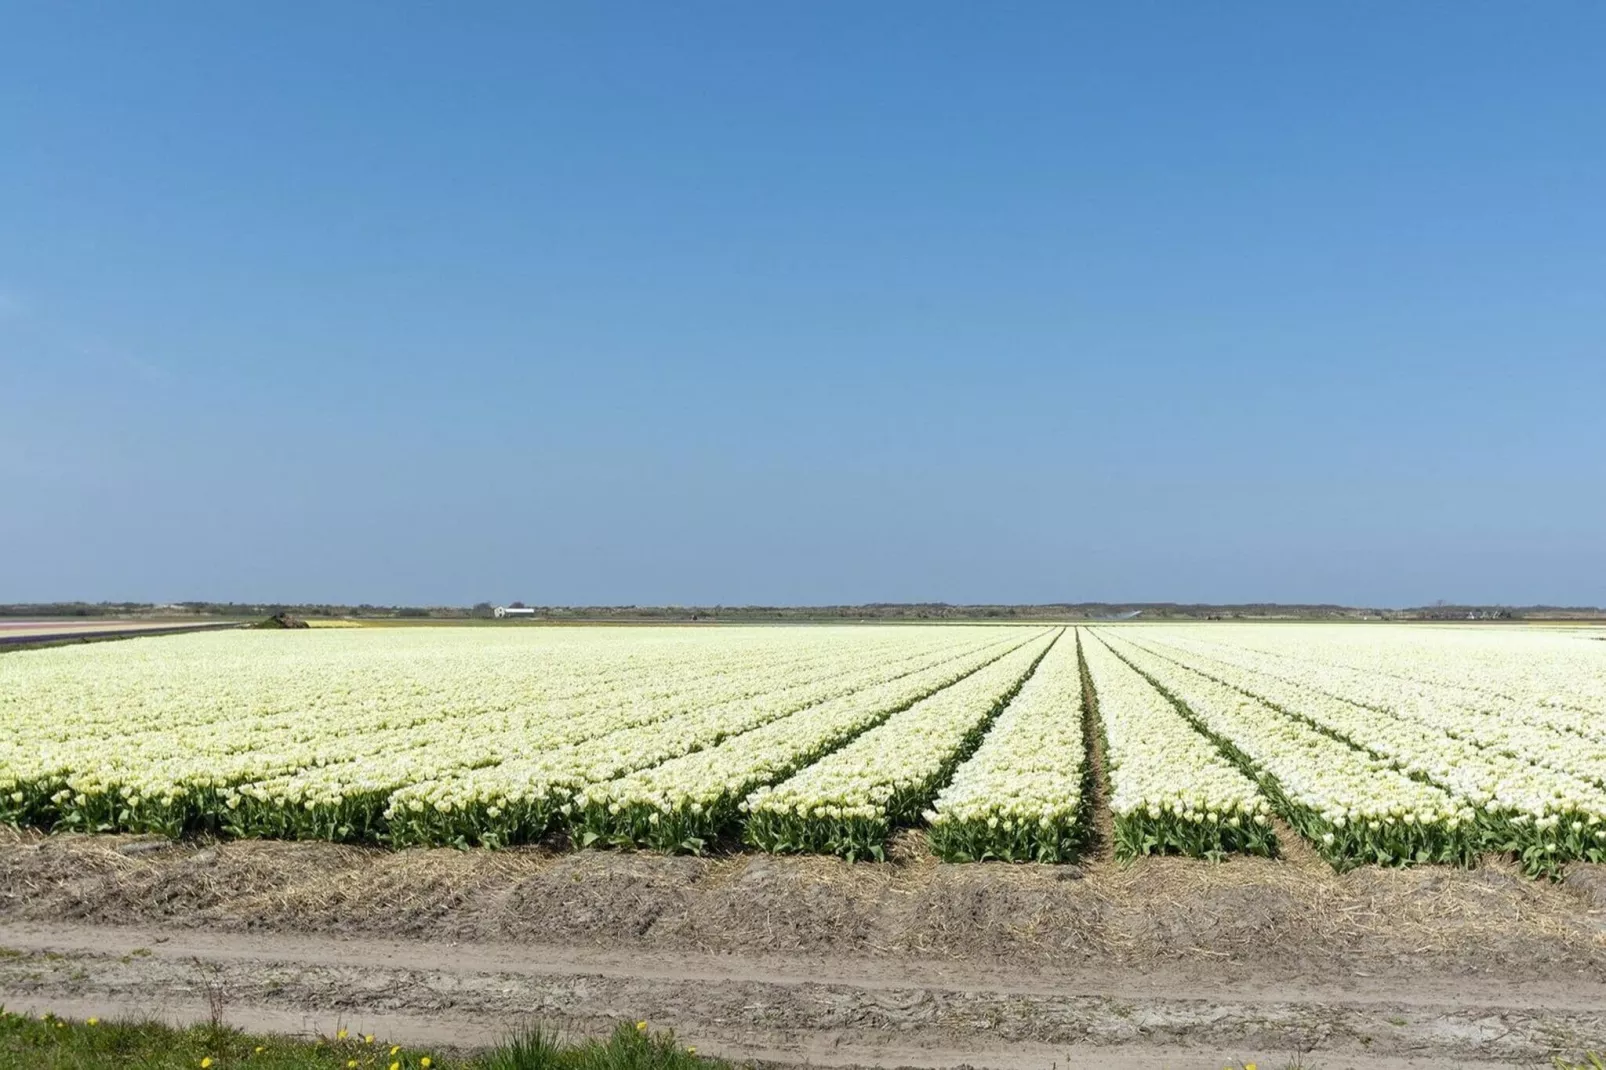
[3,5,1602,607]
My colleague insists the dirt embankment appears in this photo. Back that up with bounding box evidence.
[2,830,1604,1068]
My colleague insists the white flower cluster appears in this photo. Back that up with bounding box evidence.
[925,633,1085,862]
[1145,630,1606,787]
[1097,631,1471,868]
[566,629,1045,852]
[1127,629,1606,868]
[8,616,1602,874]
[1153,624,1606,739]
[0,625,1016,842]
[743,631,1060,859]
[1079,632,1272,859]
[393,629,1036,847]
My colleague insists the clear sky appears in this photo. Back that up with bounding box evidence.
[3,5,1602,608]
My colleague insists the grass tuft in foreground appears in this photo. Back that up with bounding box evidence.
[0,1010,726,1070]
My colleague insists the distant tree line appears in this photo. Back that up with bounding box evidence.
[3,601,1602,621]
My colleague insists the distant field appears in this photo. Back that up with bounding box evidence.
[0,619,238,645]
[3,622,1605,875]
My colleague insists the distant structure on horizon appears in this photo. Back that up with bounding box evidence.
[493,605,537,618]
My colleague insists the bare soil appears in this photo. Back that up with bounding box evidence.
[2,829,1604,1068]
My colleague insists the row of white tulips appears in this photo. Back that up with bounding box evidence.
[259,625,1001,842]
[568,629,1052,854]
[0,626,1009,839]
[1094,631,1476,869]
[1141,630,1606,778]
[925,632,1087,863]
[390,628,1036,848]
[8,617,1602,874]
[1125,632,1606,871]
[1159,624,1606,730]
[1079,633,1274,859]
[742,631,1060,860]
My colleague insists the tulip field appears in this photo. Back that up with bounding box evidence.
[2,621,1605,873]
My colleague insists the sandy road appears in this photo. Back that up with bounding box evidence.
[0,920,1600,1069]
[3,833,1605,1067]
[0,993,1512,1070]
[0,618,239,645]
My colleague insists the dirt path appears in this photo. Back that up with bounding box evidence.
[4,833,1606,1067]
[1074,629,1117,862]
[0,920,1599,1069]
[0,993,1536,1070]
[6,920,1602,1009]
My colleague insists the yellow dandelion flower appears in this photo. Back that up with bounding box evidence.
[201,1060,214,1069]
[421,1059,432,1068]
[687,1046,696,1054]
[390,1063,400,1070]
[390,1045,401,1055]
[348,1061,359,1068]
[365,1034,375,1044]
[336,1028,349,1040]
[86,1018,99,1026]
[256,1046,266,1054]
[636,1021,648,1032]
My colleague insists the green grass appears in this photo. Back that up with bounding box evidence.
[0,1010,727,1070]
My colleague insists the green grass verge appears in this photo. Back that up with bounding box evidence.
[0,1010,728,1070]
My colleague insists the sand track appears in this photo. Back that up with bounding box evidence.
[3,832,1605,1067]
[2,921,1602,1069]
